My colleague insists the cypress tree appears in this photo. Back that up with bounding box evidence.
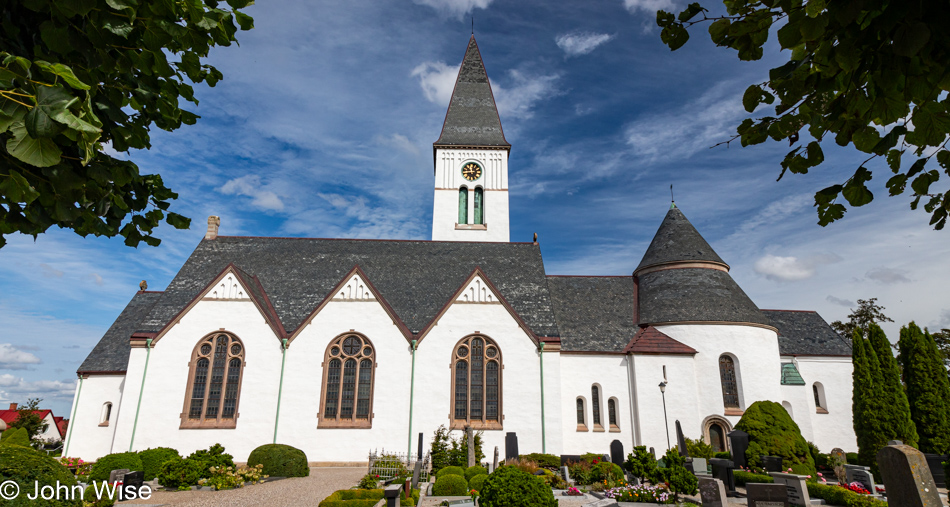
[867,323,918,447]
[852,331,885,467]
[898,322,950,454]
[858,334,888,471]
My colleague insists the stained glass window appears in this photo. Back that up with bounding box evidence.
[452,335,501,426]
[576,398,585,426]
[321,334,375,427]
[719,355,740,408]
[591,386,601,426]
[608,398,617,427]
[185,332,244,426]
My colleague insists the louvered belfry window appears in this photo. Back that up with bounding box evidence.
[719,355,740,409]
[182,332,244,428]
[451,335,502,429]
[320,334,375,428]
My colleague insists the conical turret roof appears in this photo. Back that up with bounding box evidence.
[635,206,727,273]
[434,36,509,148]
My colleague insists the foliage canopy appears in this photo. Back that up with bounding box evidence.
[897,322,950,454]
[658,0,950,229]
[734,399,816,476]
[0,0,253,248]
[6,398,47,440]
[830,297,893,342]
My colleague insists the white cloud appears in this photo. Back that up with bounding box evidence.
[0,374,76,403]
[413,0,492,19]
[40,263,64,278]
[623,0,675,14]
[219,175,285,212]
[753,253,841,282]
[931,309,950,330]
[376,133,421,156]
[555,32,615,57]
[826,295,855,307]
[411,61,459,106]
[493,70,561,120]
[0,344,41,371]
[865,267,911,284]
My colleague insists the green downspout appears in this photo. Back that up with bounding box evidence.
[539,342,546,454]
[274,338,289,444]
[129,338,152,452]
[63,376,83,457]
[407,339,418,458]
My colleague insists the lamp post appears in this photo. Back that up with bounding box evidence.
[659,381,670,450]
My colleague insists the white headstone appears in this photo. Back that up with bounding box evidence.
[698,477,728,507]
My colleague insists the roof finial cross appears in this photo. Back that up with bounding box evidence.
[670,184,677,209]
[472,15,474,35]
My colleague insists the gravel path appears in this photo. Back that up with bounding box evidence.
[124,467,365,506]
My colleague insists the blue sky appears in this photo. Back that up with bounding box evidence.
[2,0,949,418]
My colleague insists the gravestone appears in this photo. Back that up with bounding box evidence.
[698,477,728,507]
[761,455,784,473]
[709,458,736,496]
[746,483,789,507]
[923,453,947,488]
[610,440,624,467]
[844,464,876,493]
[888,440,903,446]
[493,446,499,471]
[601,453,611,465]
[692,457,709,476]
[504,432,518,462]
[411,461,422,490]
[560,454,582,466]
[108,469,130,483]
[727,429,750,468]
[675,420,689,457]
[877,444,943,507]
[768,472,811,506]
[123,471,144,499]
[384,483,404,507]
[582,499,617,507]
[830,447,847,483]
[417,432,424,460]
[466,425,475,467]
[560,465,572,484]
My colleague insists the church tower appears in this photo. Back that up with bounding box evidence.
[431,36,510,242]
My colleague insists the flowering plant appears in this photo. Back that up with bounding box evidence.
[197,464,267,490]
[604,484,675,504]
[566,487,583,496]
[60,457,91,477]
[839,481,871,494]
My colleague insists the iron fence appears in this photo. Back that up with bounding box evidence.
[367,449,430,483]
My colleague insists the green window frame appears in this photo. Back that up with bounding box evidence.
[458,187,468,224]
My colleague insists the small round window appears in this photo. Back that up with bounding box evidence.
[230,344,242,355]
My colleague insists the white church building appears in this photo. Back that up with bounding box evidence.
[64,36,856,462]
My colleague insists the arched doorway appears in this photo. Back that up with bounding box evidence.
[702,415,733,453]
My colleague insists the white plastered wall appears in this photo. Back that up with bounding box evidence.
[432,148,509,242]
[794,356,856,452]
[63,374,125,460]
[631,354,700,453]
[559,354,633,455]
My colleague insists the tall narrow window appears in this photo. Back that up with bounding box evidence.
[813,382,828,413]
[182,332,245,429]
[474,187,484,224]
[719,355,740,410]
[608,398,619,431]
[458,187,468,224]
[99,402,112,426]
[320,333,376,428]
[576,397,587,431]
[451,335,502,429]
[591,385,602,430]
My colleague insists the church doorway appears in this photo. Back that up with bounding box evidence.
[701,415,733,453]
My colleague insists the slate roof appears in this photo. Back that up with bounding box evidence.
[635,207,727,272]
[545,276,636,352]
[623,326,697,355]
[78,291,162,373]
[636,268,770,326]
[434,36,509,148]
[133,237,557,341]
[764,310,852,356]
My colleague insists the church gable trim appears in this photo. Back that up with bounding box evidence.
[455,274,501,304]
[142,263,287,347]
[415,267,538,346]
[287,265,413,345]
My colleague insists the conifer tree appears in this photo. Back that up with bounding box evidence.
[867,323,918,448]
[857,334,888,471]
[852,331,885,467]
[898,323,950,454]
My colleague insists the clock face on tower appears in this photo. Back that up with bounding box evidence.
[461,162,482,181]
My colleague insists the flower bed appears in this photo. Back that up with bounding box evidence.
[603,484,674,503]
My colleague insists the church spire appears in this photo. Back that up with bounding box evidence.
[434,36,509,149]
[634,207,728,274]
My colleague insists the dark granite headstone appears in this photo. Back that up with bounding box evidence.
[504,432,518,462]
[698,477,728,507]
[844,464,876,493]
[746,483,789,507]
[108,469,130,483]
[675,420,689,457]
[761,455,784,473]
[417,432,423,460]
[560,454,582,466]
[411,461,422,490]
[727,429,749,468]
[768,473,811,506]
[877,444,943,507]
[923,453,947,488]
[610,440,624,467]
[709,458,736,495]
[123,471,144,499]
[384,483,403,507]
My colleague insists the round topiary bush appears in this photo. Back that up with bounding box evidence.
[0,445,82,506]
[157,457,203,490]
[89,452,145,482]
[0,427,30,447]
[468,473,488,492]
[247,443,309,478]
[436,465,465,479]
[433,473,468,496]
[138,447,180,481]
[479,465,557,507]
[734,400,817,476]
[464,465,488,481]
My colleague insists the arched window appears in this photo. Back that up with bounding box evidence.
[813,382,828,413]
[320,333,375,428]
[718,354,740,411]
[591,385,603,430]
[474,187,484,225]
[782,400,794,420]
[451,335,502,429]
[458,187,468,224]
[181,332,245,429]
[576,397,588,431]
[99,402,112,426]
[608,397,620,431]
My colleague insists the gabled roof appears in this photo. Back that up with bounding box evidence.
[764,310,852,356]
[635,206,727,273]
[0,409,52,425]
[780,362,806,385]
[623,326,697,355]
[434,36,509,148]
[637,268,770,326]
[546,276,636,352]
[78,291,162,374]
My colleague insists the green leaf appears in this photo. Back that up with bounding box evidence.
[799,14,828,41]
[102,15,134,38]
[656,10,675,28]
[776,19,802,49]
[234,11,254,31]
[907,158,927,178]
[842,167,874,207]
[677,3,705,22]
[0,170,41,204]
[708,18,730,43]
[227,0,252,8]
[805,0,826,17]
[33,61,91,90]
[887,149,902,173]
[6,122,63,167]
[165,211,191,229]
[769,59,804,81]
[660,25,690,51]
[910,170,940,195]
[39,22,72,55]
[910,103,950,147]
[893,22,931,57]
[937,150,950,172]
[834,44,860,73]
[886,174,908,196]
[852,127,882,153]
[57,0,97,16]
[106,0,138,10]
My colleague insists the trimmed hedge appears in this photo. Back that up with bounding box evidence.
[479,466,557,507]
[138,447,179,481]
[807,482,887,507]
[713,451,731,460]
[89,452,144,482]
[247,443,309,477]
[734,471,773,486]
[436,465,465,479]
[83,481,117,507]
[433,474,468,496]
[469,473,488,492]
[185,443,234,478]
[464,465,488,481]
[0,445,82,507]
[318,488,419,507]
[0,427,30,447]
[734,400,817,476]
[519,453,560,469]
[157,457,203,489]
